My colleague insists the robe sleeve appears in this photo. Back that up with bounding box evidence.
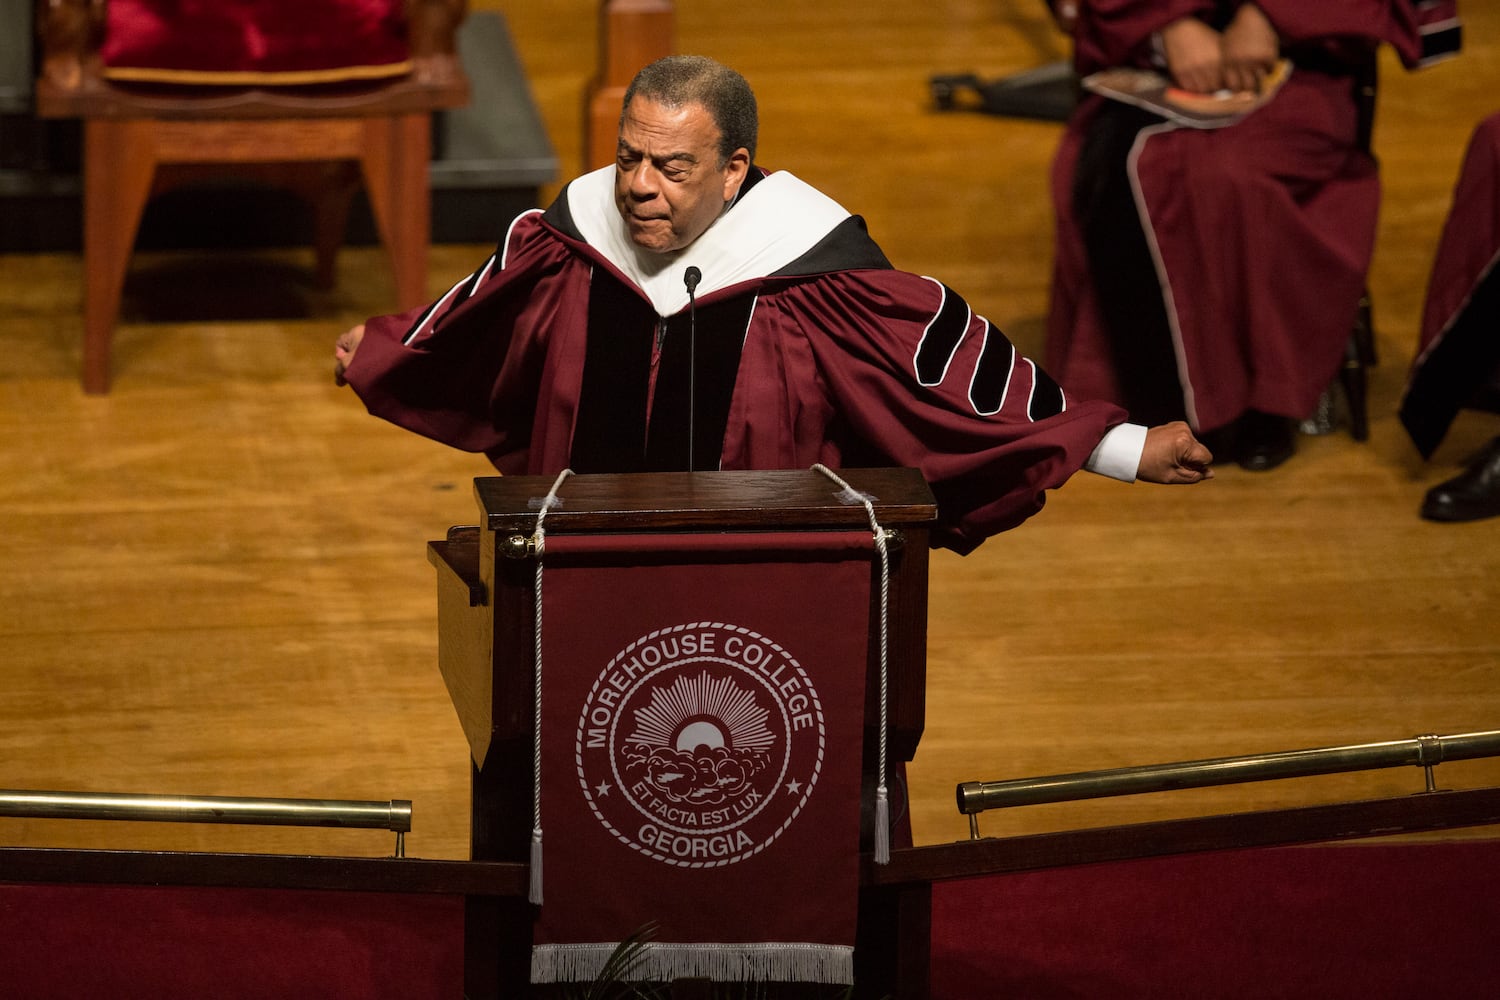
[343,211,580,471]
[1253,0,1431,67]
[1073,1,1445,74]
[1419,111,1500,357]
[778,270,1129,554]
[1072,0,1216,74]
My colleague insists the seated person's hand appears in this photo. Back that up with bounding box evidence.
[334,324,365,386]
[1221,3,1280,93]
[1138,421,1215,484]
[1048,0,1078,33]
[1161,17,1224,94]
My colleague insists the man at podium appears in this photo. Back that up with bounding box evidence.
[334,55,1212,553]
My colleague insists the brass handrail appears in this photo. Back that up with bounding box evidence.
[957,729,1500,838]
[0,790,413,856]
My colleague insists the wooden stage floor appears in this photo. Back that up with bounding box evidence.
[2,1,1497,861]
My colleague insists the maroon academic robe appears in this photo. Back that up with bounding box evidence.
[1400,111,1500,458]
[345,166,1127,553]
[1046,0,1445,434]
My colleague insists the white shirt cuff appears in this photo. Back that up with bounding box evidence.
[1085,422,1147,482]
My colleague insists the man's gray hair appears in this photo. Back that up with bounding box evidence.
[621,55,758,165]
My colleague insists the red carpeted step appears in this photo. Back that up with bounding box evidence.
[931,841,1500,999]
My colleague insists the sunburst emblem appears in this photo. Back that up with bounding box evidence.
[621,672,777,806]
[626,671,776,754]
[575,622,826,867]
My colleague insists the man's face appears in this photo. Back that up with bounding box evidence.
[614,96,750,254]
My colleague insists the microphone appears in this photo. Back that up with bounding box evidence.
[684,267,701,471]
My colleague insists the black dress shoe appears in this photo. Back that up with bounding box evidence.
[1197,424,1240,464]
[1421,436,1500,522]
[1236,410,1296,472]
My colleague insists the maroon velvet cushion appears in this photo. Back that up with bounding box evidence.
[100,0,412,85]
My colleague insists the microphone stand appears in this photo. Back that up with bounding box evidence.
[684,266,701,471]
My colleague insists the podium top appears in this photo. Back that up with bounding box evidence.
[473,468,937,535]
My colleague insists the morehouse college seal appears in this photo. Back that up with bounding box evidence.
[574,621,827,868]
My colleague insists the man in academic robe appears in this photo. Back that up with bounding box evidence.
[335,55,1212,554]
[1045,0,1460,471]
[1400,110,1500,522]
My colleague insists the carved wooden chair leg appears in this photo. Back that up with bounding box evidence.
[1339,292,1376,442]
[82,119,158,394]
[359,114,432,310]
[307,162,363,293]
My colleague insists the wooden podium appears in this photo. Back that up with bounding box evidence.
[428,467,938,997]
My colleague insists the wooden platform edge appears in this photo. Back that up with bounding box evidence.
[862,785,1500,886]
[0,847,528,897]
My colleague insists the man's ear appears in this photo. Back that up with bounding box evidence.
[722,147,751,201]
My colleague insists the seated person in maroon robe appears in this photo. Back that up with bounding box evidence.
[1045,0,1459,471]
[1401,110,1500,522]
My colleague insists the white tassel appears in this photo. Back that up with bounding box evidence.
[529,827,544,905]
[810,464,895,867]
[528,470,571,910]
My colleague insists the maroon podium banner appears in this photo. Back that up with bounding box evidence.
[530,530,875,985]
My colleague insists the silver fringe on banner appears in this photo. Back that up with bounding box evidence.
[531,941,855,985]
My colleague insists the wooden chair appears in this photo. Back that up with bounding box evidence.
[1321,53,1381,442]
[584,0,674,170]
[33,0,471,393]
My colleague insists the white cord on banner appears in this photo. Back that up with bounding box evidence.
[529,468,574,904]
[810,464,892,864]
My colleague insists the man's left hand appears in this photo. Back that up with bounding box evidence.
[334,323,365,387]
[1138,421,1215,483]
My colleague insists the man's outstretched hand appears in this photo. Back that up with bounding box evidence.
[1139,421,1215,483]
[334,324,365,387]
